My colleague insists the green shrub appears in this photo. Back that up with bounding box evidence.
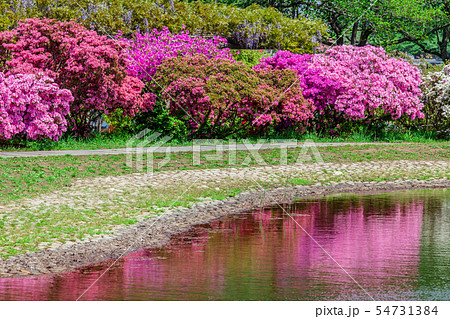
[224,3,325,53]
[103,109,135,133]
[133,100,190,140]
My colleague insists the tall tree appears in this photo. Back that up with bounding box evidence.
[211,0,449,59]
[201,0,380,45]
[386,0,450,60]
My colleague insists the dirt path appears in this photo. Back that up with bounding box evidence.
[0,142,401,158]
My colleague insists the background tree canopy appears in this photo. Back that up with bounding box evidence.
[3,0,450,58]
[0,0,326,53]
[201,0,450,60]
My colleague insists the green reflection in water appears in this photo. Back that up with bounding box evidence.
[417,189,450,300]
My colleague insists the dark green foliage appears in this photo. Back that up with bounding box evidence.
[134,100,190,140]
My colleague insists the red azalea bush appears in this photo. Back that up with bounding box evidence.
[153,55,314,137]
[0,72,73,141]
[256,46,424,132]
[0,18,147,135]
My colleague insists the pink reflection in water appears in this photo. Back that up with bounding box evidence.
[0,192,430,300]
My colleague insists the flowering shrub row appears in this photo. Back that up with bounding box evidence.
[0,18,443,141]
[256,46,425,132]
[0,72,73,141]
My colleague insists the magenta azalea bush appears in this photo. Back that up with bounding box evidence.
[255,51,341,112]
[0,18,146,135]
[0,72,73,141]
[153,55,314,137]
[119,27,233,82]
[257,46,424,124]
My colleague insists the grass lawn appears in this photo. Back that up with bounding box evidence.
[1,142,449,203]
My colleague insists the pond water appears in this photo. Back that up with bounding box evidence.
[0,189,449,301]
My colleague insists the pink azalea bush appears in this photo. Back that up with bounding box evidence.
[0,72,73,141]
[153,55,314,137]
[0,18,146,135]
[316,46,424,120]
[119,27,233,82]
[256,46,424,124]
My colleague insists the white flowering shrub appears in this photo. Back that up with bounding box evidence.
[420,65,450,138]
[422,67,450,118]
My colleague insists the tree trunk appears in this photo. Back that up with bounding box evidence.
[350,21,359,45]
[440,45,448,62]
[358,28,372,46]
[439,26,449,61]
[330,16,344,45]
